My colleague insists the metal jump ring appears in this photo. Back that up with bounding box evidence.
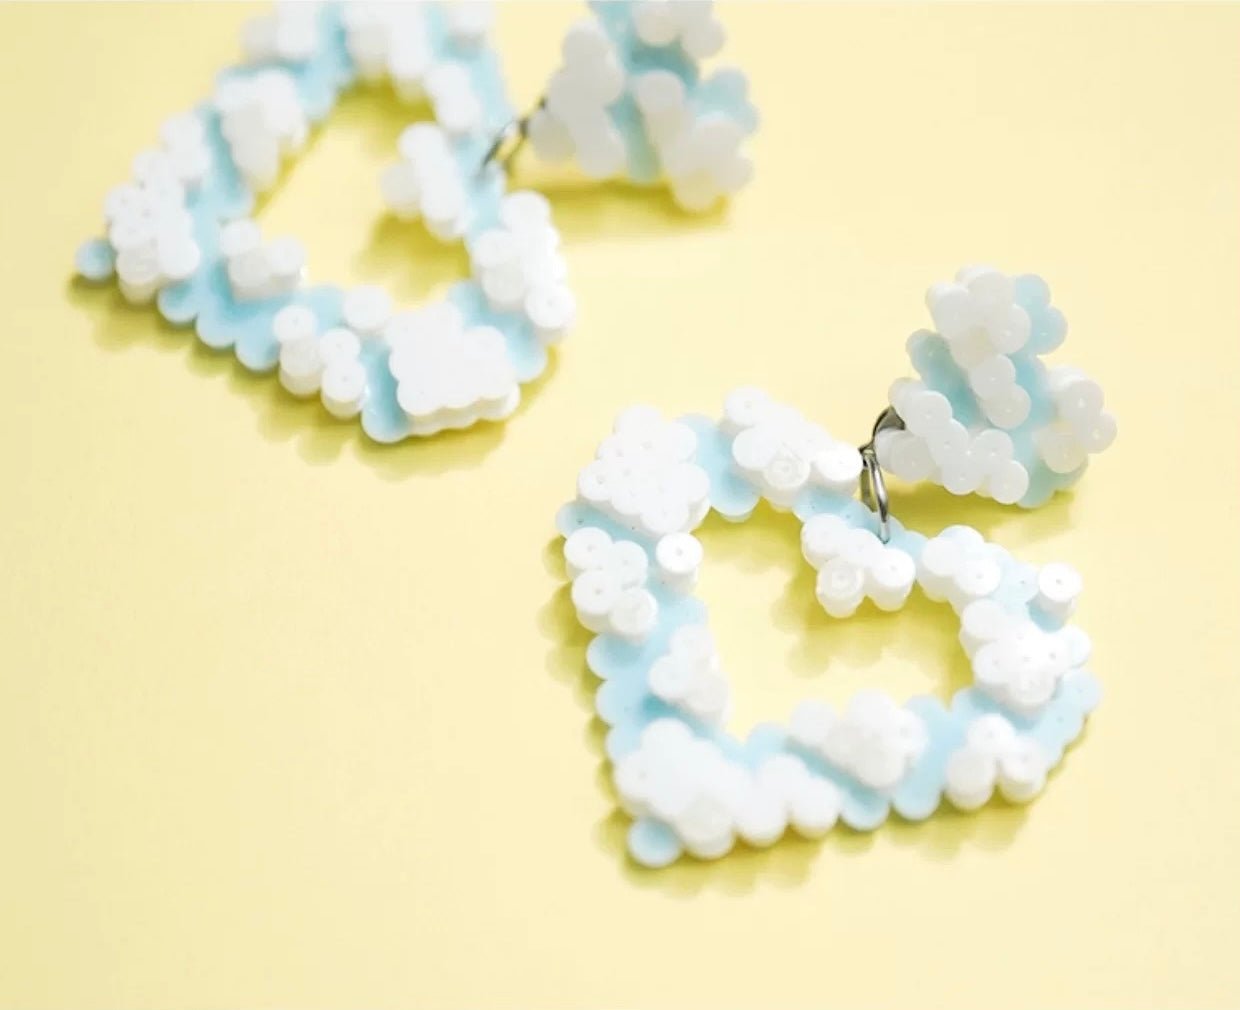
[857,406,905,544]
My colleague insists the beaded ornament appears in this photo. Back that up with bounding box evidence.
[555,268,1113,868]
[73,2,575,442]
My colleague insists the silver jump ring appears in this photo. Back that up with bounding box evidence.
[857,406,905,544]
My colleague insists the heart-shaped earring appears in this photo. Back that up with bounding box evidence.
[554,266,1113,868]
[74,2,577,442]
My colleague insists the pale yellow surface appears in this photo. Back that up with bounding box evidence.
[1,3,1239,1008]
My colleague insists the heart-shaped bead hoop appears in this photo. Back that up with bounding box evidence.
[74,2,576,441]
[556,393,1102,868]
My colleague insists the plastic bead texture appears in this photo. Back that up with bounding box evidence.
[74,1,573,444]
[556,390,1101,868]
[527,1,759,212]
[877,266,1117,507]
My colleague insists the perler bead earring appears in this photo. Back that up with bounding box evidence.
[467,1,758,213]
[74,2,576,441]
[554,265,1114,868]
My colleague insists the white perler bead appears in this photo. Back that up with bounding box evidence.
[721,388,863,509]
[615,720,841,861]
[470,192,575,345]
[97,115,210,303]
[576,406,710,539]
[632,0,726,58]
[385,301,519,435]
[273,307,368,419]
[214,70,308,192]
[241,2,322,65]
[632,69,754,212]
[380,123,469,241]
[654,532,703,593]
[944,714,1049,809]
[425,61,483,136]
[219,218,305,302]
[564,527,658,643]
[969,617,1081,714]
[648,624,729,725]
[788,691,928,792]
[526,20,627,179]
[801,514,916,617]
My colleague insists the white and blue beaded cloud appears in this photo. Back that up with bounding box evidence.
[74,2,575,442]
[556,392,1102,868]
[876,266,1117,507]
[526,1,759,212]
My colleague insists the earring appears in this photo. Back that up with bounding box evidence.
[461,1,758,214]
[74,2,577,442]
[554,265,1113,868]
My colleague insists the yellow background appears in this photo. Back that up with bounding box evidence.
[2,3,1239,1007]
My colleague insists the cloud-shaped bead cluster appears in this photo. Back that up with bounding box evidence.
[380,124,470,242]
[219,219,305,302]
[575,406,711,539]
[878,266,1116,506]
[470,193,576,347]
[273,304,368,419]
[526,21,628,179]
[564,527,659,643]
[1037,366,1119,475]
[916,526,1010,610]
[958,597,1091,714]
[632,69,753,212]
[214,70,308,192]
[385,301,519,436]
[527,3,757,213]
[883,378,1031,504]
[96,117,210,303]
[648,624,729,725]
[241,2,321,64]
[721,388,863,509]
[789,691,928,791]
[342,4,486,131]
[615,720,842,860]
[801,514,916,617]
[945,714,1050,808]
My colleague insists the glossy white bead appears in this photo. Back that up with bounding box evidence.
[655,532,703,592]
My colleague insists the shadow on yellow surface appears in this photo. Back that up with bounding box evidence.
[537,502,1051,895]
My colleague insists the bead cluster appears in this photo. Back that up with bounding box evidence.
[379,124,470,241]
[214,70,309,192]
[648,624,730,726]
[877,266,1117,507]
[220,219,306,302]
[343,1,492,129]
[386,303,519,435]
[75,2,571,445]
[79,114,212,302]
[558,389,1101,867]
[527,0,758,212]
[722,388,863,509]
[575,406,711,539]
[801,514,916,617]
[788,692,928,792]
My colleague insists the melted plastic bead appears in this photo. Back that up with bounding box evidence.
[557,390,1102,866]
